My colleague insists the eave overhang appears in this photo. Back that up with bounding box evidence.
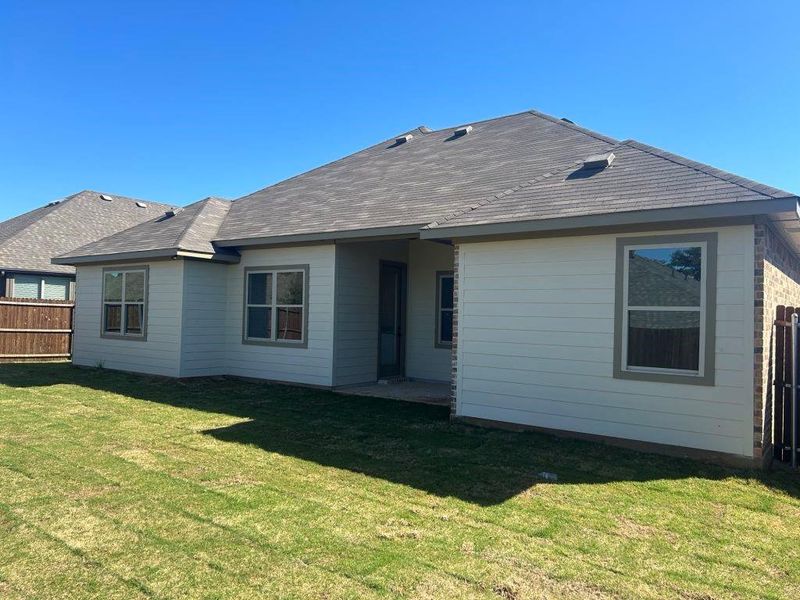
[420,197,800,241]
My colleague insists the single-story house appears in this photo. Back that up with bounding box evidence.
[54,110,800,467]
[0,190,171,299]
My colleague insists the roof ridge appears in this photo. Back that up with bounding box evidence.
[77,189,174,209]
[526,110,619,145]
[174,198,231,250]
[234,109,619,205]
[622,140,798,200]
[424,140,627,229]
[0,194,74,249]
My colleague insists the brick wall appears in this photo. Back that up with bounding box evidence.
[754,223,800,465]
[450,244,459,416]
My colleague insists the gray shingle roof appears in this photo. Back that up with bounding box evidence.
[48,109,800,264]
[0,190,172,274]
[56,197,234,262]
[217,110,617,243]
[425,140,798,230]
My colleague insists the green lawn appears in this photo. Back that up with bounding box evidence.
[0,364,798,599]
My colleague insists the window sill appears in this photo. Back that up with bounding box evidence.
[613,367,714,387]
[101,332,147,342]
[242,338,308,349]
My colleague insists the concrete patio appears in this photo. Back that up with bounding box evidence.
[335,380,450,406]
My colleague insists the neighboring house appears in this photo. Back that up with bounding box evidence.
[54,110,800,467]
[0,190,171,300]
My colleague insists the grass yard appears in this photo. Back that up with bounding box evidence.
[0,364,798,599]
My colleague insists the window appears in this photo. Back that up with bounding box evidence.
[11,274,41,299]
[614,233,716,385]
[103,268,147,338]
[436,271,454,348]
[9,274,71,300]
[244,266,307,345]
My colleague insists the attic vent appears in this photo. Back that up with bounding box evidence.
[46,201,60,207]
[395,134,413,145]
[560,117,575,124]
[136,201,147,208]
[164,207,182,218]
[454,125,473,137]
[583,152,615,170]
[99,194,113,201]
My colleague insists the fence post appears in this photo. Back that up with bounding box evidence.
[793,312,799,470]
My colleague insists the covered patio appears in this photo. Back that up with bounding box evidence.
[335,379,450,406]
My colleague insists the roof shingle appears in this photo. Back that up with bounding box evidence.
[0,191,172,274]
[56,197,234,262]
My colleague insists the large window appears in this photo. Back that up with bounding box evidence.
[10,274,71,300]
[436,271,454,348]
[244,266,308,345]
[614,233,716,385]
[103,268,147,338]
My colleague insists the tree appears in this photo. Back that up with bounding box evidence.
[669,247,702,281]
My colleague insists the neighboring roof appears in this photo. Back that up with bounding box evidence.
[53,197,237,265]
[216,110,617,245]
[0,190,172,275]
[421,140,799,237]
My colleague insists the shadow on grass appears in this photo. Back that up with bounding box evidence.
[3,363,799,506]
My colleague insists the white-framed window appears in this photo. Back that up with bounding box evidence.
[103,268,147,338]
[244,266,307,345]
[10,274,71,300]
[436,271,454,348]
[615,233,717,385]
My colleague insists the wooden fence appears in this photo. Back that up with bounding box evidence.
[0,297,74,360]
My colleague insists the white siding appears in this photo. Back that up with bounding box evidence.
[72,261,184,377]
[332,240,408,386]
[180,261,228,377]
[224,245,336,387]
[406,240,454,382]
[456,225,756,457]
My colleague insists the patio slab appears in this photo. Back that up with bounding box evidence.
[335,380,450,406]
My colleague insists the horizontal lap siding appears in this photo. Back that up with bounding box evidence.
[456,226,755,457]
[406,240,454,382]
[72,262,183,377]
[180,261,228,377]
[225,245,335,387]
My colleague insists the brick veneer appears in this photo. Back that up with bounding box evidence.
[450,244,459,416]
[753,223,800,465]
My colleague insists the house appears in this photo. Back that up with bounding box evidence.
[53,110,800,467]
[0,190,171,300]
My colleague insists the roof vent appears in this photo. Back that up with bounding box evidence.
[560,117,575,124]
[99,194,113,201]
[135,201,148,208]
[454,125,473,137]
[583,152,615,170]
[46,201,60,207]
[164,207,182,218]
[395,134,413,145]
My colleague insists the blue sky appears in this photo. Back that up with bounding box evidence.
[1,1,798,221]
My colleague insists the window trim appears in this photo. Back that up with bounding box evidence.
[100,266,149,341]
[613,233,717,386]
[242,265,309,348]
[435,270,454,349]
